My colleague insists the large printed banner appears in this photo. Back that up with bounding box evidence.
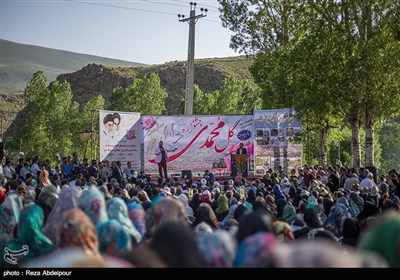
[99,110,141,170]
[254,109,302,174]
[143,115,254,174]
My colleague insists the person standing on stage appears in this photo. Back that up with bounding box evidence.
[155,141,168,179]
[236,143,247,154]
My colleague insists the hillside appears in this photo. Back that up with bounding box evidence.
[2,54,254,139]
[0,39,147,93]
[57,56,254,114]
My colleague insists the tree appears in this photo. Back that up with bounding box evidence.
[179,84,216,114]
[219,0,400,168]
[211,76,262,114]
[179,76,261,115]
[378,121,400,173]
[73,95,105,160]
[12,71,79,158]
[108,73,168,115]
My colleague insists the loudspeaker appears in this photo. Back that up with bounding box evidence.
[365,166,378,183]
[181,170,192,179]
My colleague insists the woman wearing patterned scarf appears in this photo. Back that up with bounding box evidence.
[0,193,23,243]
[127,201,146,237]
[97,219,132,257]
[56,208,100,256]
[234,232,277,267]
[149,197,188,237]
[43,187,80,244]
[358,211,400,267]
[106,197,141,244]
[4,204,55,267]
[198,230,237,267]
[78,186,108,227]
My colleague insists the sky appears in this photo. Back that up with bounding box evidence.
[0,0,239,65]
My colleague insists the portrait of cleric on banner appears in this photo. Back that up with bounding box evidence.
[231,143,248,177]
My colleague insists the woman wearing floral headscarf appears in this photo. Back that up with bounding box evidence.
[43,187,81,244]
[97,219,132,257]
[234,232,278,267]
[106,197,141,244]
[4,204,55,267]
[55,208,100,256]
[149,197,188,237]
[78,186,108,227]
[0,193,23,243]
[127,201,146,237]
[198,230,237,267]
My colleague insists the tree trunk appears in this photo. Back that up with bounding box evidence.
[365,112,374,166]
[350,114,361,168]
[319,126,328,168]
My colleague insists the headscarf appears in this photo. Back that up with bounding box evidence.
[276,198,288,219]
[341,217,360,247]
[43,187,80,244]
[271,240,361,267]
[96,219,132,256]
[0,193,23,242]
[193,221,213,239]
[106,197,141,243]
[177,193,194,217]
[303,208,322,229]
[56,208,100,256]
[273,184,285,201]
[39,170,52,186]
[127,201,146,237]
[282,204,296,224]
[198,230,237,267]
[325,197,351,237]
[273,221,295,241]
[151,221,203,267]
[237,209,274,243]
[78,186,108,227]
[358,212,400,267]
[24,189,36,205]
[35,192,58,224]
[6,204,55,264]
[220,204,238,228]
[191,202,219,230]
[234,232,277,267]
[150,197,188,236]
[215,195,229,215]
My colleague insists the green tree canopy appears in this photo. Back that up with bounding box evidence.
[108,73,168,115]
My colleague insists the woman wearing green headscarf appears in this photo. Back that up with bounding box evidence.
[3,204,55,267]
[357,211,400,267]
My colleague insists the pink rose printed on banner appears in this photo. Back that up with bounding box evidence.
[126,129,136,140]
[143,117,156,130]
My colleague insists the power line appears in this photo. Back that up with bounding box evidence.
[172,0,219,12]
[63,0,221,20]
[140,0,188,9]
[63,0,177,16]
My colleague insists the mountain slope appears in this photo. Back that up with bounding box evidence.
[57,56,254,114]
[0,39,147,93]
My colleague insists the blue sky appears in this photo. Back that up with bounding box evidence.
[0,0,238,65]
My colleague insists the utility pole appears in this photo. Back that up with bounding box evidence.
[178,2,207,115]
